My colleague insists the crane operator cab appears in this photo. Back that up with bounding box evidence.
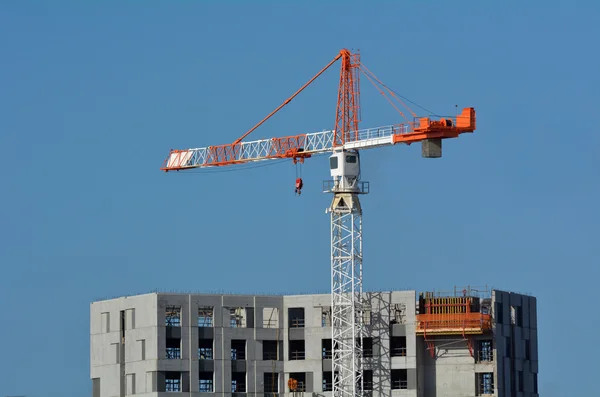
[329,150,361,192]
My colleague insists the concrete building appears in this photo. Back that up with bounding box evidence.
[90,288,538,397]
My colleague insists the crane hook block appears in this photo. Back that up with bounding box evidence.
[295,178,304,195]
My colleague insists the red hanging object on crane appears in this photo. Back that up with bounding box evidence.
[295,178,304,195]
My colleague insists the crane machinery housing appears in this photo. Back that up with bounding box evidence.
[161,49,477,397]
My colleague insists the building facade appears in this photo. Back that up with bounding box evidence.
[90,288,538,397]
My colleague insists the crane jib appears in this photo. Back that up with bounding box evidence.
[161,107,475,171]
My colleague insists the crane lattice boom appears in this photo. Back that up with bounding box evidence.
[161,107,475,171]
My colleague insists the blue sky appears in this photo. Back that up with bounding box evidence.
[1,1,598,396]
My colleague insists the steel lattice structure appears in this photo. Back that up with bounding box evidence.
[329,192,365,397]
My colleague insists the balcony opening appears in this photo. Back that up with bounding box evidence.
[198,338,213,359]
[232,372,246,393]
[476,372,494,395]
[289,372,306,392]
[263,340,279,360]
[199,371,214,392]
[322,339,332,359]
[198,307,213,327]
[264,373,279,393]
[390,336,407,357]
[391,369,407,390]
[363,370,373,390]
[288,307,305,328]
[263,307,279,328]
[166,306,181,327]
[165,371,181,392]
[231,339,246,360]
[166,337,181,359]
[289,339,305,360]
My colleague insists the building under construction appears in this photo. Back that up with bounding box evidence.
[90,286,538,397]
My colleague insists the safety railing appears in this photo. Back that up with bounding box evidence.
[476,350,494,363]
[198,348,213,359]
[289,350,306,360]
[391,347,407,357]
[231,349,246,360]
[391,380,408,390]
[322,180,370,194]
[232,380,246,393]
[166,348,181,359]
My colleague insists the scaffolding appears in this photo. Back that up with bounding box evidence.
[415,286,492,359]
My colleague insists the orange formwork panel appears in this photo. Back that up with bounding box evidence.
[415,312,492,335]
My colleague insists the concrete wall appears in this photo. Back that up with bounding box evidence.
[90,293,159,397]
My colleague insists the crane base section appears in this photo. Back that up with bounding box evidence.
[422,138,442,158]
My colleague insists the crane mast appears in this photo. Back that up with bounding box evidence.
[325,149,367,397]
[328,50,365,397]
[161,49,477,397]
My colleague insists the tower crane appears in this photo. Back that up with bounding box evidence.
[161,49,476,397]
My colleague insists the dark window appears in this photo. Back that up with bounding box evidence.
[525,339,531,360]
[346,154,357,163]
[391,369,407,390]
[363,370,373,390]
[165,372,181,392]
[391,336,407,357]
[322,371,333,392]
[199,372,213,392]
[198,338,213,359]
[477,372,494,396]
[322,339,332,359]
[166,337,181,359]
[288,308,305,328]
[231,339,246,360]
[289,372,306,392]
[289,340,305,360]
[264,373,278,393]
[263,340,279,360]
[477,340,493,362]
[330,156,339,170]
[362,337,373,358]
[232,372,246,392]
